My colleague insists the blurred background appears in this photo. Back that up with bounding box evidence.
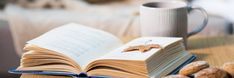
[0,0,234,77]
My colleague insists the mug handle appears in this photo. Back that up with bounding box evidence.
[187,6,209,37]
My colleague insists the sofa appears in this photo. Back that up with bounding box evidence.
[0,17,20,77]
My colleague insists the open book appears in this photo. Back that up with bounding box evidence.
[15,23,194,78]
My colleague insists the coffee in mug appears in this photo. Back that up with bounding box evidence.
[140,1,208,46]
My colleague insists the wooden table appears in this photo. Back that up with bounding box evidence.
[20,36,234,78]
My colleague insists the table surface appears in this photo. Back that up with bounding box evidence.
[20,36,234,78]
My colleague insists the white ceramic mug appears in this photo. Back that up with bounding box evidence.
[140,1,208,45]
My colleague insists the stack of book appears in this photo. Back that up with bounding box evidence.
[11,23,195,78]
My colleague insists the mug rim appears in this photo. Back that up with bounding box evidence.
[141,1,187,9]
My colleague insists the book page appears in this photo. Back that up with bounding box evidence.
[98,37,182,61]
[27,23,123,70]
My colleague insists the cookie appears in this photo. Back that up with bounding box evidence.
[162,75,189,78]
[194,68,230,78]
[222,62,234,77]
[16,0,66,9]
[84,0,125,4]
[179,61,209,76]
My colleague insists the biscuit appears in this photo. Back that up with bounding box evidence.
[162,75,189,78]
[194,68,230,78]
[179,61,209,76]
[222,62,234,77]
[85,0,125,4]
